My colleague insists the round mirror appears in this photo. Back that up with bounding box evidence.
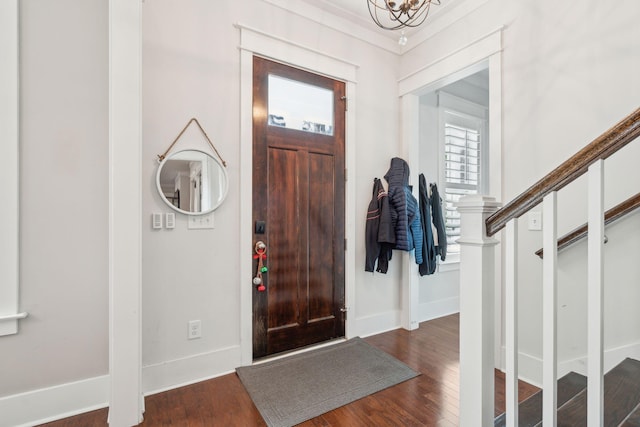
[156,149,228,215]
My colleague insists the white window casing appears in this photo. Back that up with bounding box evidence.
[0,0,25,336]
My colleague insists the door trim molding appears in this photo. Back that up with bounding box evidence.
[397,28,503,362]
[238,25,357,366]
[398,26,503,95]
[236,23,359,83]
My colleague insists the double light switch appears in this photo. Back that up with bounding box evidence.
[152,213,176,229]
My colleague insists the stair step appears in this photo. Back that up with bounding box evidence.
[554,358,640,426]
[620,402,640,426]
[494,372,587,427]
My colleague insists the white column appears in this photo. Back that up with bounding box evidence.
[457,195,501,427]
[542,192,558,427]
[505,218,519,427]
[401,251,420,331]
[587,160,604,426]
[108,0,143,425]
[401,94,420,331]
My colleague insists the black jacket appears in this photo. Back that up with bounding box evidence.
[418,174,437,276]
[365,178,394,273]
[430,183,447,261]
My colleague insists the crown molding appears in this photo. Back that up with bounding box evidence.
[262,0,491,56]
[262,0,402,54]
[401,0,490,54]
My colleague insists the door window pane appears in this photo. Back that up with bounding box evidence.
[268,74,334,136]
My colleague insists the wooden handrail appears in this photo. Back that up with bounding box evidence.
[535,192,640,258]
[485,107,640,237]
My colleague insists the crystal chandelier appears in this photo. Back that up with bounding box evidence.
[367,0,441,30]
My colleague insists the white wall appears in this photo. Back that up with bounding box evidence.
[1,1,405,424]
[3,0,640,423]
[403,0,640,384]
[0,2,110,425]
[141,0,402,392]
[0,0,108,398]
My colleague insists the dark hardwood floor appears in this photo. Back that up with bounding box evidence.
[38,313,539,426]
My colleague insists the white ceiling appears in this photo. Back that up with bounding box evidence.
[297,0,456,40]
[301,0,489,91]
[263,0,483,54]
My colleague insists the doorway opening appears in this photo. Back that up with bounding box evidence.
[399,28,503,368]
[237,25,358,367]
[418,68,490,262]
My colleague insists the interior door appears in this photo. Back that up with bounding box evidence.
[252,56,346,358]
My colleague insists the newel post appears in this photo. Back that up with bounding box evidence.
[456,195,501,427]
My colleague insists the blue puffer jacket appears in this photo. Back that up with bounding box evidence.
[384,157,423,264]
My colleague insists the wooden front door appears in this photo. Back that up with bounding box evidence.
[252,56,346,358]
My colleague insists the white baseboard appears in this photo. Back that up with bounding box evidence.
[352,300,459,339]
[513,350,543,388]
[0,375,109,427]
[354,310,401,338]
[558,341,640,379]
[142,344,242,395]
[499,341,640,388]
[0,345,243,427]
[417,297,459,323]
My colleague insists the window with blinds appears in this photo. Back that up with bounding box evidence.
[443,122,481,253]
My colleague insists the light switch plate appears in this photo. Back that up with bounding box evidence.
[165,212,175,229]
[152,213,162,229]
[188,213,215,229]
[528,211,542,231]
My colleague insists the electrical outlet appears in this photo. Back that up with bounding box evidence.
[188,320,202,340]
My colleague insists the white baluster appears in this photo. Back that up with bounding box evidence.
[505,218,519,427]
[587,159,604,426]
[542,192,558,427]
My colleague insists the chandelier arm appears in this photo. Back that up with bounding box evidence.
[368,2,405,30]
[413,0,433,12]
[368,0,395,12]
[387,8,406,22]
[405,3,429,21]
[398,2,431,26]
[367,0,439,30]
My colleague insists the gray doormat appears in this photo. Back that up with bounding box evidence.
[236,337,419,427]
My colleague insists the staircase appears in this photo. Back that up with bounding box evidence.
[456,107,640,426]
[495,358,640,427]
